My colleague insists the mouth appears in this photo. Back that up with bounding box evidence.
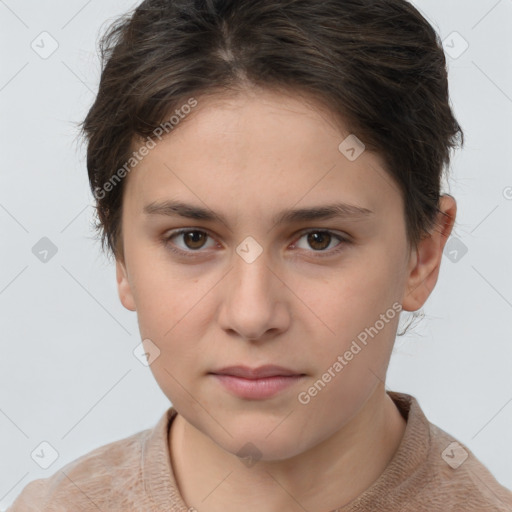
[211,364,303,379]
[209,365,306,400]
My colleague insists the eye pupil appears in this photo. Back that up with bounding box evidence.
[184,231,206,249]
[308,231,331,251]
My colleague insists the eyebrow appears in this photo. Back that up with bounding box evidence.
[143,199,374,226]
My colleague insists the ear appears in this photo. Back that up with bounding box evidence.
[402,194,456,312]
[116,258,136,311]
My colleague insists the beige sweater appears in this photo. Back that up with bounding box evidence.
[8,391,512,511]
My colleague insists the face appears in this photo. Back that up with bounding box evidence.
[116,88,428,461]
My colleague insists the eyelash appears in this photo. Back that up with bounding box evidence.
[162,228,350,259]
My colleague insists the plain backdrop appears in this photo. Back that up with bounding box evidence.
[1,0,511,508]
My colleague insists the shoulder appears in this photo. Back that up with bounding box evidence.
[423,421,512,511]
[384,392,512,511]
[402,393,512,511]
[7,423,156,512]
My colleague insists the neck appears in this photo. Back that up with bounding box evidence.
[169,383,406,512]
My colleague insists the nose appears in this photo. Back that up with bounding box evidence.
[217,244,291,343]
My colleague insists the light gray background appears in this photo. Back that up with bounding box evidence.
[1,0,511,508]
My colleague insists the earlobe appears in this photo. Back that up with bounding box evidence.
[402,194,457,312]
[116,259,136,312]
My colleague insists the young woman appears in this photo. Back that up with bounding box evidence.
[9,0,512,510]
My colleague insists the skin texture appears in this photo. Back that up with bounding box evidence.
[115,87,456,511]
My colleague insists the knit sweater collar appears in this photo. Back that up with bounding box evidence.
[141,391,429,511]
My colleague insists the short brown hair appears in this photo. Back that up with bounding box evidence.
[81,0,463,264]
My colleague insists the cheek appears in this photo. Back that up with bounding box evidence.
[126,244,201,336]
[296,263,398,344]
[291,252,403,388]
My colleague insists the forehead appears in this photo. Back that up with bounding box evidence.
[123,89,400,221]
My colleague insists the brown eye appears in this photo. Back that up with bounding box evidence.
[181,230,208,250]
[293,229,349,257]
[164,229,216,256]
[306,231,332,251]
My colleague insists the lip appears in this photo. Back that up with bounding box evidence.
[209,365,306,400]
[211,365,303,379]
